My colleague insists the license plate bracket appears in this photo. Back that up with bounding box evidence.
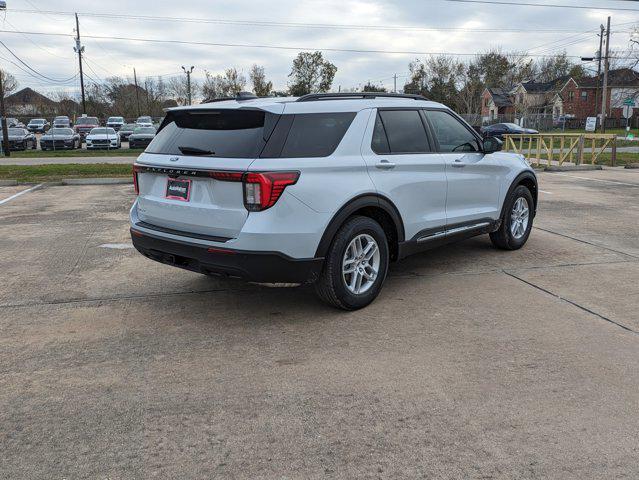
[165,178,191,202]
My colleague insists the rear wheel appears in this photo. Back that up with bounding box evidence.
[490,185,534,250]
[315,216,389,310]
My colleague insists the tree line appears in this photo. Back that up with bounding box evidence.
[0,49,595,119]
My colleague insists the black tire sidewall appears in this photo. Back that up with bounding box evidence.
[327,217,389,310]
[504,186,534,249]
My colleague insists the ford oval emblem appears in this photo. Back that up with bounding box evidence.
[169,157,179,162]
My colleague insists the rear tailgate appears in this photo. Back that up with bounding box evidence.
[133,105,284,240]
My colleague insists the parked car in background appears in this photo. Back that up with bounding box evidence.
[75,116,100,139]
[136,116,153,128]
[130,93,537,310]
[7,127,37,150]
[6,118,20,127]
[53,116,72,129]
[481,123,539,140]
[128,126,157,149]
[106,116,125,131]
[40,127,81,150]
[86,127,121,150]
[27,118,50,133]
[119,123,137,142]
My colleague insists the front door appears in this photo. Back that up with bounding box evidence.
[424,109,506,227]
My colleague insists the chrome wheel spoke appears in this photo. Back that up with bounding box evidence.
[342,234,381,295]
[510,197,530,240]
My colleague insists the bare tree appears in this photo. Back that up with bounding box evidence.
[0,70,18,97]
[202,68,247,100]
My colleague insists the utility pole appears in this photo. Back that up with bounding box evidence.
[182,66,194,105]
[600,16,611,134]
[0,71,10,157]
[594,24,605,128]
[133,68,141,117]
[393,74,398,93]
[74,13,86,114]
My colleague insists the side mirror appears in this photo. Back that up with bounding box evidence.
[483,136,503,153]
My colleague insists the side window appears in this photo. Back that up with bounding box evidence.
[279,113,355,158]
[378,110,430,154]
[425,110,479,153]
[371,114,390,154]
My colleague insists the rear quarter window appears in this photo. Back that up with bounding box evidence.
[276,113,356,158]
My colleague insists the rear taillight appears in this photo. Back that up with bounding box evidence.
[243,172,300,212]
[133,164,141,194]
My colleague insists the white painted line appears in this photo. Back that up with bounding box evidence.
[99,243,134,250]
[0,184,44,206]
[561,175,639,187]
[538,190,553,194]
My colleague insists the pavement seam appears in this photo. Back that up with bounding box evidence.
[533,226,639,260]
[502,270,638,335]
[0,287,251,310]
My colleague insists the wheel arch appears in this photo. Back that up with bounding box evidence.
[315,194,405,262]
[501,171,538,219]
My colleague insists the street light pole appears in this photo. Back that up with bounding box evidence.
[182,66,194,105]
[0,71,10,157]
[600,16,611,134]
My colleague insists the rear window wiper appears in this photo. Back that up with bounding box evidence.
[178,146,216,156]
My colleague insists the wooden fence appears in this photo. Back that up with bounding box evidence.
[502,134,618,167]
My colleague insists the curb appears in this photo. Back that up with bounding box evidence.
[0,180,18,186]
[61,178,132,185]
[625,163,639,169]
[544,165,603,172]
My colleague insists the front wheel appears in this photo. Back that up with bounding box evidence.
[315,216,389,310]
[490,185,534,250]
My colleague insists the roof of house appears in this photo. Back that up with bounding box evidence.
[578,68,639,88]
[487,87,513,107]
[5,87,56,106]
[521,75,572,94]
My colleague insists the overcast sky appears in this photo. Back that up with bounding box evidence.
[1,0,637,97]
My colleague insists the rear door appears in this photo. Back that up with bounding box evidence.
[134,107,282,240]
[424,109,505,226]
[361,109,447,241]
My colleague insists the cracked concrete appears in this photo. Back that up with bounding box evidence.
[1,169,638,479]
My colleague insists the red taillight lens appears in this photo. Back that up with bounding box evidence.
[133,164,141,194]
[243,172,300,212]
[209,171,243,182]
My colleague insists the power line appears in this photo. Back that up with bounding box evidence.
[0,29,614,59]
[3,8,630,34]
[446,0,639,12]
[0,41,78,83]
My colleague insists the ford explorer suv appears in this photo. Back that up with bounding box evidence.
[130,93,537,310]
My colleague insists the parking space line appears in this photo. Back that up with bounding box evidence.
[0,184,44,206]
[538,190,553,194]
[559,175,639,187]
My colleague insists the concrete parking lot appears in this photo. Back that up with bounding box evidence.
[1,169,638,479]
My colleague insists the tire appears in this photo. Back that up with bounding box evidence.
[490,185,534,250]
[315,215,389,310]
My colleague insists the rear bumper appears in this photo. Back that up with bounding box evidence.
[130,228,324,284]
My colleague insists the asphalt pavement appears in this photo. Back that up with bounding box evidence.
[0,169,638,478]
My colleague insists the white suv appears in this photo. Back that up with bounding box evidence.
[130,93,537,310]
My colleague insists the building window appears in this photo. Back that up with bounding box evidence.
[569,91,574,101]
[581,91,588,100]
[484,98,489,107]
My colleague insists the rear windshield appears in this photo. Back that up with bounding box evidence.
[147,110,355,159]
[147,109,272,158]
[77,117,99,125]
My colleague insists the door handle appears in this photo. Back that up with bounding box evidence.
[451,159,466,168]
[375,159,396,170]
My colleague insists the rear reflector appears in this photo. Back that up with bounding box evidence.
[207,247,236,255]
[133,164,141,194]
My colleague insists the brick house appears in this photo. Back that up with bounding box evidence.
[555,68,639,120]
[481,88,514,119]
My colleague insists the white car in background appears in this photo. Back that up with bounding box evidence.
[136,116,154,128]
[86,127,121,150]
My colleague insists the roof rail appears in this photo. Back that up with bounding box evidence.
[201,92,259,104]
[296,92,428,102]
